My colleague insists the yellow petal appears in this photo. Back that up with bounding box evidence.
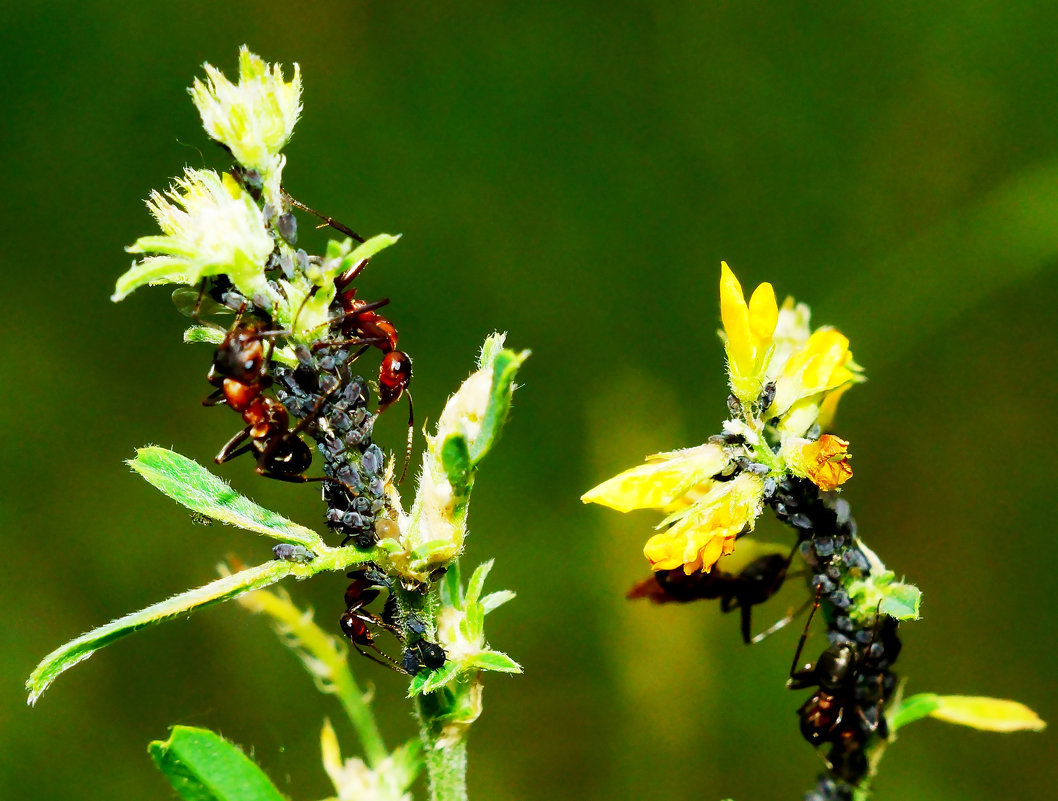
[929,696,1047,733]
[720,262,752,370]
[581,444,728,513]
[816,384,851,431]
[747,282,779,343]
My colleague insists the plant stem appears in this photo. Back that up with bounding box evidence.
[416,707,468,801]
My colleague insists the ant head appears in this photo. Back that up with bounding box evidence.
[339,610,371,644]
[210,324,267,383]
[378,351,412,410]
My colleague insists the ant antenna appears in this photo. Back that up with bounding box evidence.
[283,192,365,243]
[398,393,415,484]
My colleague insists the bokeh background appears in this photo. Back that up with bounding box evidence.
[3,3,1056,800]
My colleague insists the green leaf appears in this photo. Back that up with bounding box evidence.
[184,325,225,345]
[440,434,472,492]
[847,570,921,623]
[464,602,484,643]
[468,345,530,466]
[929,695,1046,732]
[408,661,460,697]
[480,590,515,614]
[888,692,942,732]
[27,560,296,704]
[323,234,401,282]
[465,560,493,606]
[129,447,322,548]
[149,726,286,801]
[880,583,921,621]
[468,651,522,673]
[889,693,1046,733]
[439,560,463,607]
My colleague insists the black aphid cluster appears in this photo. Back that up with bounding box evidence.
[273,345,389,548]
[768,476,902,801]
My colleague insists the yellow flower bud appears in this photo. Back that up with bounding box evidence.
[720,262,778,405]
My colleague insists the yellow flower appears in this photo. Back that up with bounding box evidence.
[770,328,864,420]
[581,443,730,513]
[644,474,764,574]
[720,262,779,405]
[782,434,852,491]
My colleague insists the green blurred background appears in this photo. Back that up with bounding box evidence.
[3,2,1056,799]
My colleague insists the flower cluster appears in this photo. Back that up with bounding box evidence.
[583,262,863,576]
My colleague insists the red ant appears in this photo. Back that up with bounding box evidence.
[203,307,356,496]
[340,568,414,673]
[281,194,415,475]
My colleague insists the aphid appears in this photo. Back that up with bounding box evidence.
[628,545,799,644]
[272,543,317,563]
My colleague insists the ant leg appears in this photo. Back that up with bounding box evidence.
[751,591,818,645]
[311,336,386,354]
[351,641,410,674]
[787,586,824,687]
[202,387,227,407]
[215,427,252,463]
[282,192,365,243]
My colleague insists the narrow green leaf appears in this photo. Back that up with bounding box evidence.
[464,603,484,643]
[929,695,1046,733]
[888,692,941,732]
[184,325,225,345]
[420,661,461,694]
[465,560,493,606]
[480,590,515,614]
[467,346,530,466]
[324,234,401,282]
[149,725,286,801]
[439,434,472,492]
[27,560,295,704]
[439,560,463,607]
[129,447,322,547]
[408,661,460,697]
[468,651,522,673]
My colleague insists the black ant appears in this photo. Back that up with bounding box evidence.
[628,545,801,644]
[787,591,888,754]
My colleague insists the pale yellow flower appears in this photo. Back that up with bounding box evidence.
[116,168,275,304]
[191,46,302,179]
[580,443,730,513]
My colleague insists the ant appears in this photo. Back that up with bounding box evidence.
[309,255,415,482]
[203,307,362,500]
[627,544,800,644]
[341,566,447,675]
[787,590,888,753]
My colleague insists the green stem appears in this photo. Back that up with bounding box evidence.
[416,703,468,801]
[238,582,388,768]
